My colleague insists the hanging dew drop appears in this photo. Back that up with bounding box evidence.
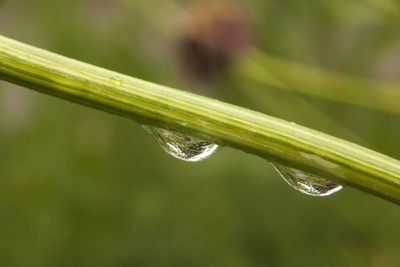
[273,163,343,196]
[143,126,220,162]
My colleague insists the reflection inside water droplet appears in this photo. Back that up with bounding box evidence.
[143,126,220,161]
[273,163,343,196]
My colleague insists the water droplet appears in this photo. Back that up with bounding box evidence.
[143,126,220,161]
[110,76,123,86]
[273,163,343,196]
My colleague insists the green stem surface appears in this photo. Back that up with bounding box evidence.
[1,35,400,204]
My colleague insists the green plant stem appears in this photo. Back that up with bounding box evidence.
[234,80,367,145]
[238,49,400,116]
[1,35,400,204]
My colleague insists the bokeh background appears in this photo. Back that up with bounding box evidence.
[1,0,400,266]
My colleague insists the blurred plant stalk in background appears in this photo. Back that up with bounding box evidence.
[236,49,400,116]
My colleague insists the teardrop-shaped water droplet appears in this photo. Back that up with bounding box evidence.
[273,163,343,196]
[143,126,220,162]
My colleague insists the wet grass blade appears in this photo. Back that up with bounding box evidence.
[1,35,399,204]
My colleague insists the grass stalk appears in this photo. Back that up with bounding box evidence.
[1,35,400,204]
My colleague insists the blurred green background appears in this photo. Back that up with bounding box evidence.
[1,0,400,266]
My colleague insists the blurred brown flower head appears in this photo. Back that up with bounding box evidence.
[179,2,253,81]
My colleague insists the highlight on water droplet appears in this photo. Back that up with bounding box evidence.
[143,126,220,162]
[273,163,343,196]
